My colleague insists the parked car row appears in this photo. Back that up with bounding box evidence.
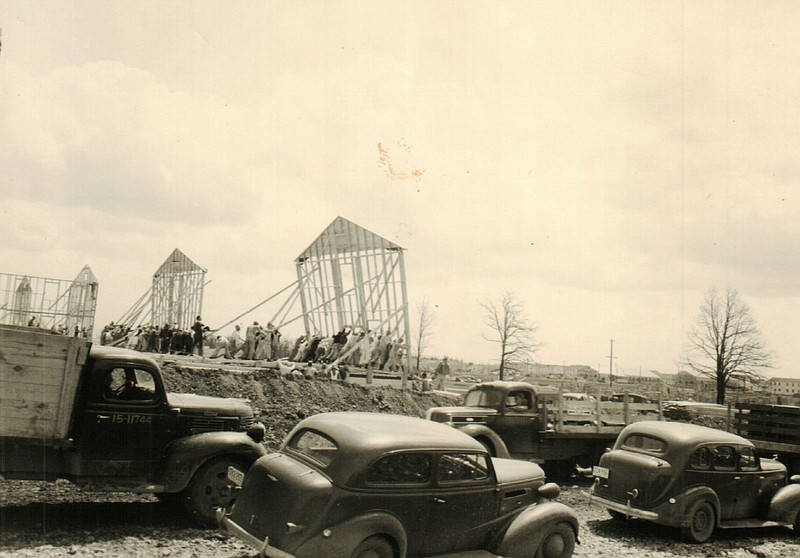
[216,411,800,557]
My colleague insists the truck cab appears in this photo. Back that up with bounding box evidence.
[427,382,544,459]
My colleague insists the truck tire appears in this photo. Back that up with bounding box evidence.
[350,535,395,558]
[534,521,576,558]
[185,455,248,528]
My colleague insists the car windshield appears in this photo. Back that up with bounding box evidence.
[287,429,338,467]
[464,388,504,408]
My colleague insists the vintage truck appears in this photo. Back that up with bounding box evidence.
[0,324,266,526]
[426,380,662,476]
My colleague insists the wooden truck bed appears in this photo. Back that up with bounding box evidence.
[735,403,800,454]
[0,325,89,441]
[540,396,662,434]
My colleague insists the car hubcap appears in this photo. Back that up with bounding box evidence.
[541,532,566,558]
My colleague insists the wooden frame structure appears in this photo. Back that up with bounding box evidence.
[292,217,412,377]
[0,266,98,337]
[117,249,207,330]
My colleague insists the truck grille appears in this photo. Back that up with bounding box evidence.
[190,417,226,433]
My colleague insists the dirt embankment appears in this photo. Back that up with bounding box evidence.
[161,364,458,448]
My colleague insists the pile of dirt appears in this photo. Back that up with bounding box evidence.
[160,364,458,448]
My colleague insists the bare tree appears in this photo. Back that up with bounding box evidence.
[684,287,772,404]
[414,299,435,371]
[481,291,540,380]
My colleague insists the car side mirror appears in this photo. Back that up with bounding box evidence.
[790,474,800,484]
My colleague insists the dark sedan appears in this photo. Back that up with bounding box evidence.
[218,412,579,557]
[590,421,800,543]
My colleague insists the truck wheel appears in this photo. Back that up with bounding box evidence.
[534,521,575,558]
[350,535,394,558]
[681,500,715,543]
[185,455,247,528]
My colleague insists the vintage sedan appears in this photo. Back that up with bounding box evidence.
[218,412,579,558]
[590,421,800,543]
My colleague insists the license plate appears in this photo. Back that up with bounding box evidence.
[592,465,609,479]
[227,466,245,486]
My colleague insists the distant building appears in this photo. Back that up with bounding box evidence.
[766,377,800,397]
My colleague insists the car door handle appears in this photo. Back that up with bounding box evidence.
[433,498,446,504]
[734,476,741,481]
[96,415,111,421]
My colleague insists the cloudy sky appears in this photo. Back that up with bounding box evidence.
[2,1,799,378]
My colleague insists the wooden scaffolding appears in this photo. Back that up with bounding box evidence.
[117,249,207,330]
[0,265,98,336]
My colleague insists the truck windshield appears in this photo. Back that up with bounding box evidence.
[464,388,504,409]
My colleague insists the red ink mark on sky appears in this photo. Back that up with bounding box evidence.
[377,140,424,183]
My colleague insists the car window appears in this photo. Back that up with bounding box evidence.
[713,445,736,471]
[366,453,431,485]
[739,446,758,471]
[437,453,490,484]
[690,447,713,470]
[288,430,338,467]
[621,434,666,454]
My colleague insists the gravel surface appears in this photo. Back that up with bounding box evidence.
[2,480,799,557]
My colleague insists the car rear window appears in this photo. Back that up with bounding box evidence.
[621,434,667,454]
[287,429,338,467]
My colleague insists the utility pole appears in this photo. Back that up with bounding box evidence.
[607,339,617,390]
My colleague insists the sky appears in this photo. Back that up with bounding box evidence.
[1,1,799,378]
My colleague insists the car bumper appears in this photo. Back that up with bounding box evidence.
[217,508,295,558]
[589,492,659,522]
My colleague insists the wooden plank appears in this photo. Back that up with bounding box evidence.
[0,325,87,440]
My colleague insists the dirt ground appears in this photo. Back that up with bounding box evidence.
[1,364,799,557]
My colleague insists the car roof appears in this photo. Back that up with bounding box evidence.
[290,412,485,454]
[619,420,752,448]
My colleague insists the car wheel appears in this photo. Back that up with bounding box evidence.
[681,500,715,543]
[793,508,800,536]
[351,535,394,558]
[608,509,627,521]
[185,456,247,528]
[534,521,576,558]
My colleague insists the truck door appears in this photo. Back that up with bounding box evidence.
[76,364,172,479]
[486,389,538,456]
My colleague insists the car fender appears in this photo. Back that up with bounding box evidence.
[672,486,721,527]
[489,501,579,556]
[767,483,800,523]
[157,431,266,492]
[293,510,408,558]
[455,424,511,458]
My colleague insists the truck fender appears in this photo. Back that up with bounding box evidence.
[293,510,408,558]
[490,501,579,556]
[767,483,800,523]
[158,431,266,492]
[455,424,511,458]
